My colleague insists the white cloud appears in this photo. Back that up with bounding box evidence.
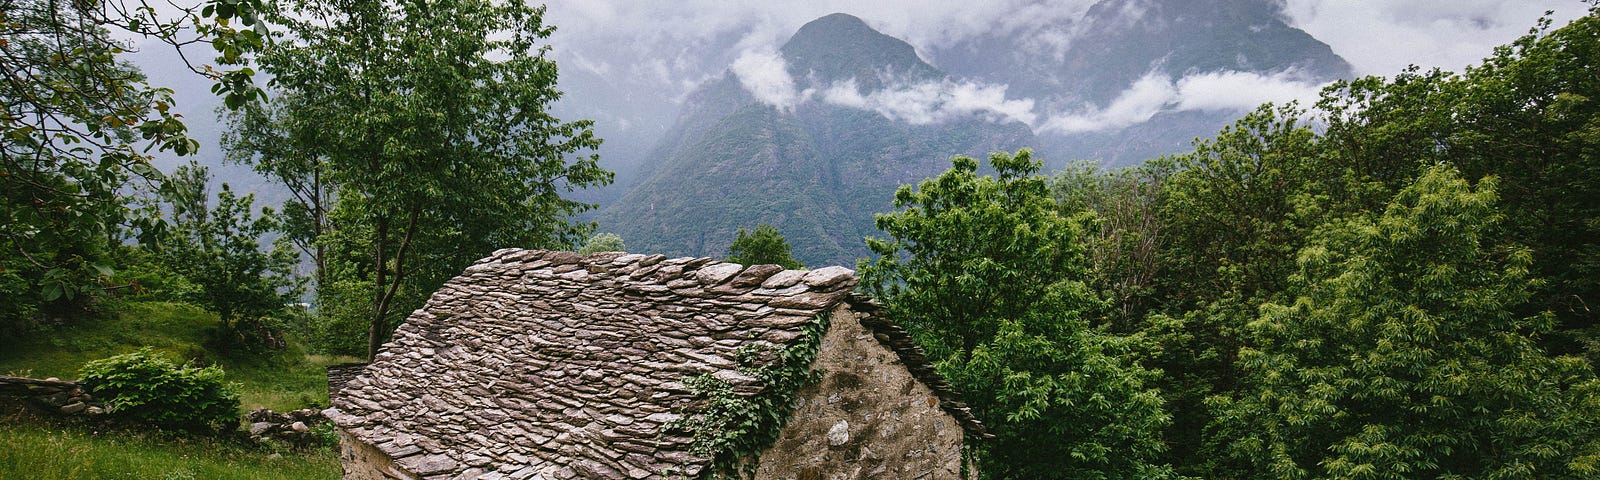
[729,50,812,111]
[1039,70,1330,134]
[1040,73,1174,134]
[1283,0,1591,76]
[1172,71,1326,111]
[820,79,1038,126]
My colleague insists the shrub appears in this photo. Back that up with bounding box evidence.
[78,348,241,434]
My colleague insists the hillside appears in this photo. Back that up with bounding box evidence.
[599,14,1034,267]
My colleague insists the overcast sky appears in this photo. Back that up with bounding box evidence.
[544,0,1591,85]
[539,0,1591,136]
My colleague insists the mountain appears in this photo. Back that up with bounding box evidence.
[930,0,1353,165]
[598,13,1034,267]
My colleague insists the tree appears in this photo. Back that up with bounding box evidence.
[577,232,625,254]
[239,0,610,360]
[1207,165,1600,478]
[1051,160,1173,332]
[152,162,299,349]
[725,224,802,269]
[223,96,332,292]
[1,0,266,324]
[860,150,1176,479]
[1318,9,1600,364]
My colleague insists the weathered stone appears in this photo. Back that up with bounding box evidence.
[759,270,807,289]
[729,264,783,287]
[802,266,855,288]
[827,420,850,446]
[250,422,275,435]
[693,263,744,286]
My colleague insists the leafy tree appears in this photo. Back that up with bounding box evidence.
[725,224,802,269]
[1051,160,1174,332]
[223,96,332,292]
[237,0,610,360]
[860,150,1176,479]
[577,232,626,254]
[1316,9,1600,363]
[1207,166,1600,478]
[1,0,266,325]
[151,162,299,350]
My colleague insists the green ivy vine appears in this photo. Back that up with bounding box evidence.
[670,312,830,479]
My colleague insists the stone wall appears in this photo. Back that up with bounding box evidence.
[337,428,418,480]
[754,305,966,480]
[326,362,368,400]
[0,375,104,417]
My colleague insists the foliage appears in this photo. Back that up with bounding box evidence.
[78,348,242,435]
[725,224,803,269]
[860,150,1176,479]
[1317,10,1600,364]
[671,315,828,479]
[0,0,266,329]
[1051,160,1173,332]
[1207,166,1600,478]
[147,162,300,351]
[577,232,626,255]
[235,0,611,361]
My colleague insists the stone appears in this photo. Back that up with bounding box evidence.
[59,402,87,414]
[250,422,274,436]
[802,266,855,288]
[760,270,807,289]
[729,264,783,287]
[827,420,850,446]
[693,263,744,286]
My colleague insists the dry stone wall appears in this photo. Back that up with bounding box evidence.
[0,375,104,417]
[753,306,966,480]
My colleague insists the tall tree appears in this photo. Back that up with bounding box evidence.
[725,224,802,269]
[241,0,610,360]
[1317,9,1600,363]
[1,0,265,324]
[860,150,1177,479]
[1207,166,1600,478]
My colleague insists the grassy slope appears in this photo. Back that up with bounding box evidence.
[0,300,356,479]
[0,423,340,479]
[0,301,360,411]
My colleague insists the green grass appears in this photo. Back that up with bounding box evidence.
[0,420,340,479]
[0,299,357,478]
[0,301,361,412]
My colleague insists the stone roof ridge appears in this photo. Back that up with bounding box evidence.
[845,294,993,439]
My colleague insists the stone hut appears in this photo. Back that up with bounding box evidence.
[324,249,986,480]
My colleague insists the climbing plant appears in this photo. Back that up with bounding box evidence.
[670,313,829,479]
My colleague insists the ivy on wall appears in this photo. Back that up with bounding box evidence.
[669,313,830,479]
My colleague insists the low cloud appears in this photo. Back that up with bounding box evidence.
[1283,0,1590,75]
[729,50,813,111]
[1040,70,1329,134]
[821,79,1037,126]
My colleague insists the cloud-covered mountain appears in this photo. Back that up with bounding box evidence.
[597,13,1034,266]
[929,0,1351,164]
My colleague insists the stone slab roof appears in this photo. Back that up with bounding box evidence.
[324,248,984,480]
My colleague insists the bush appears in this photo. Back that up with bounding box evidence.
[78,348,241,434]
